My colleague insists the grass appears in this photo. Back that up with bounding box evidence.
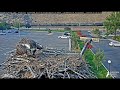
[26,29,70,32]
[71,31,112,78]
[78,39,84,50]
[84,49,108,78]
[51,30,66,32]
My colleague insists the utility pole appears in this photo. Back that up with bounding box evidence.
[107,60,111,77]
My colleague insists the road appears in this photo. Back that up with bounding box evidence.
[81,30,120,78]
[0,30,69,64]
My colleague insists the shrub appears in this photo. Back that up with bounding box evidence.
[92,28,101,38]
[112,36,120,41]
[64,27,71,30]
[93,49,105,70]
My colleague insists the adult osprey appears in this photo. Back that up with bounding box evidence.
[16,38,43,56]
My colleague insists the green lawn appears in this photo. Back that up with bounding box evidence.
[51,30,66,32]
[27,29,70,32]
[84,49,108,78]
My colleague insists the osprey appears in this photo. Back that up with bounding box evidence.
[16,38,43,56]
[21,43,43,56]
[22,44,30,49]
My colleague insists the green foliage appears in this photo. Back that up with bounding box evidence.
[92,28,101,38]
[84,50,96,70]
[71,32,111,78]
[0,22,11,31]
[48,29,52,33]
[51,30,65,32]
[112,36,120,41]
[5,23,11,29]
[70,32,111,78]
[13,22,22,29]
[78,40,108,78]
[93,49,105,70]
[64,27,71,30]
[104,12,120,38]
[0,22,6,30]
[84,49,107,78]
[78,40,84,50]
[71,31,80,51]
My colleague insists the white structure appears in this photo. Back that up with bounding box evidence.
[106,60,112,77]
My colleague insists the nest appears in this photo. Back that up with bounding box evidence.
[0,52,97,79]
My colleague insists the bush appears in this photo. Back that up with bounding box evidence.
[71,31,80,51]
[84,49,107,78]
[93,49,105,70]
[64,27,71,30]
[92,28,101,38]
[112,36,120,41]
[48,29,52,33]
[0,22,7,30]
[78,40,84,50]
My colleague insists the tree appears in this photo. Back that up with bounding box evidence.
[71,32,79,51]
[93,49,105,70]
[92,28,101,38]
[48,29,52,33]
[0,22,6,32]
[104,12,120,39]
[13,22,22,30]
[5,23,11,29]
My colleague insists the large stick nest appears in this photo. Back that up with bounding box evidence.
[0,53,97,79]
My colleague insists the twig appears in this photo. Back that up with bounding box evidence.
[46,68,51,78]
[68,68,87,79]
[26,65,36,78]
[15,58,30,62]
